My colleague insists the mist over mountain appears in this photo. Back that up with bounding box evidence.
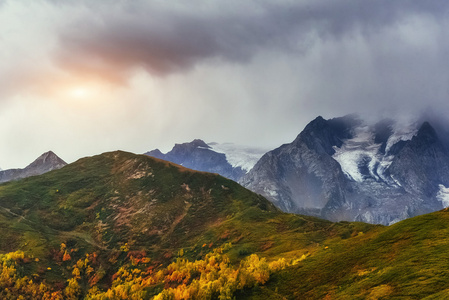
[142,113,449,226]
[241,114,449,225]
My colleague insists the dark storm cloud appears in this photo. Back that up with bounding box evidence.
[55,0,449,80]
[2,0,449,169]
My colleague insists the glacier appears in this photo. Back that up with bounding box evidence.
[242,114,449,225]
[332,121,418,185]
[332,125,381,182]
[208,142,268,172]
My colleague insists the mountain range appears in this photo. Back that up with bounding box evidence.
[0,151,67,183]
[2,113,449,298]
[242,115,449,225]
[146,114,449,225]
[1,150,449,298]
[0,150,365,298]
[145,139,267,182]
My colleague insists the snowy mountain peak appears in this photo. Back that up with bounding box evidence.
[332,125,381,182]
[241,114,449,225]
[332,119,419,184]
[208,142,269,172]
[188,139,210,149]
[145,140,268,181]
[384,120,419,155]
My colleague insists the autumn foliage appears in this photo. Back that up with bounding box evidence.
[0,244,298,299]
[86,243,291,299]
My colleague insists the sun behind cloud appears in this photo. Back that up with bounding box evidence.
[59,80,109,105]
[68,86,90,99]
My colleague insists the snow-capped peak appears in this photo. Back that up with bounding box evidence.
[332,125,380,182]
[384,121,419,154]
[332,120,418,184]
[208,142,268,172]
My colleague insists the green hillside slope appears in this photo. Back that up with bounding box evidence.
[0,151,373,298]
[4,150,448,299]
[243,209,449,299]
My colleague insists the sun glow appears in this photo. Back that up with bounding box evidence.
[52,80,108,109]
[60,80,108,106]
[68,87,90,99]
[43,76,127,111]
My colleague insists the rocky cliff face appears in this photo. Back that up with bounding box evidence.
[241,115,449,225]
[145,139,267,182]
[0,151,67,183]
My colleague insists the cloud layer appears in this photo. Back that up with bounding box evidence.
[1,0,449,168]
[54,1,449,79]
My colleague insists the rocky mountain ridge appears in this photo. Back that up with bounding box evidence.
[241,115,449,225]
[2,150,449,298]
[145,139,267,182]
[0,151,67,183]
[0,149,391,299]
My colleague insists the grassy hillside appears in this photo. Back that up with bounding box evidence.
[242,209,449,299]
[4,150,448,299]
[0,151,374,298]
[0,151,365,257]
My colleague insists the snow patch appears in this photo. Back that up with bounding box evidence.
[390,175,402,187]
[377,155,394,181]
[385,121,418,154]
[197,146,211,150]
[208,142,268,172]
[332,122,415,185]
[332,126,381,182]
[437,184,449,208]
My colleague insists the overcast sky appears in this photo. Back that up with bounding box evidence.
[1,0,449,169]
